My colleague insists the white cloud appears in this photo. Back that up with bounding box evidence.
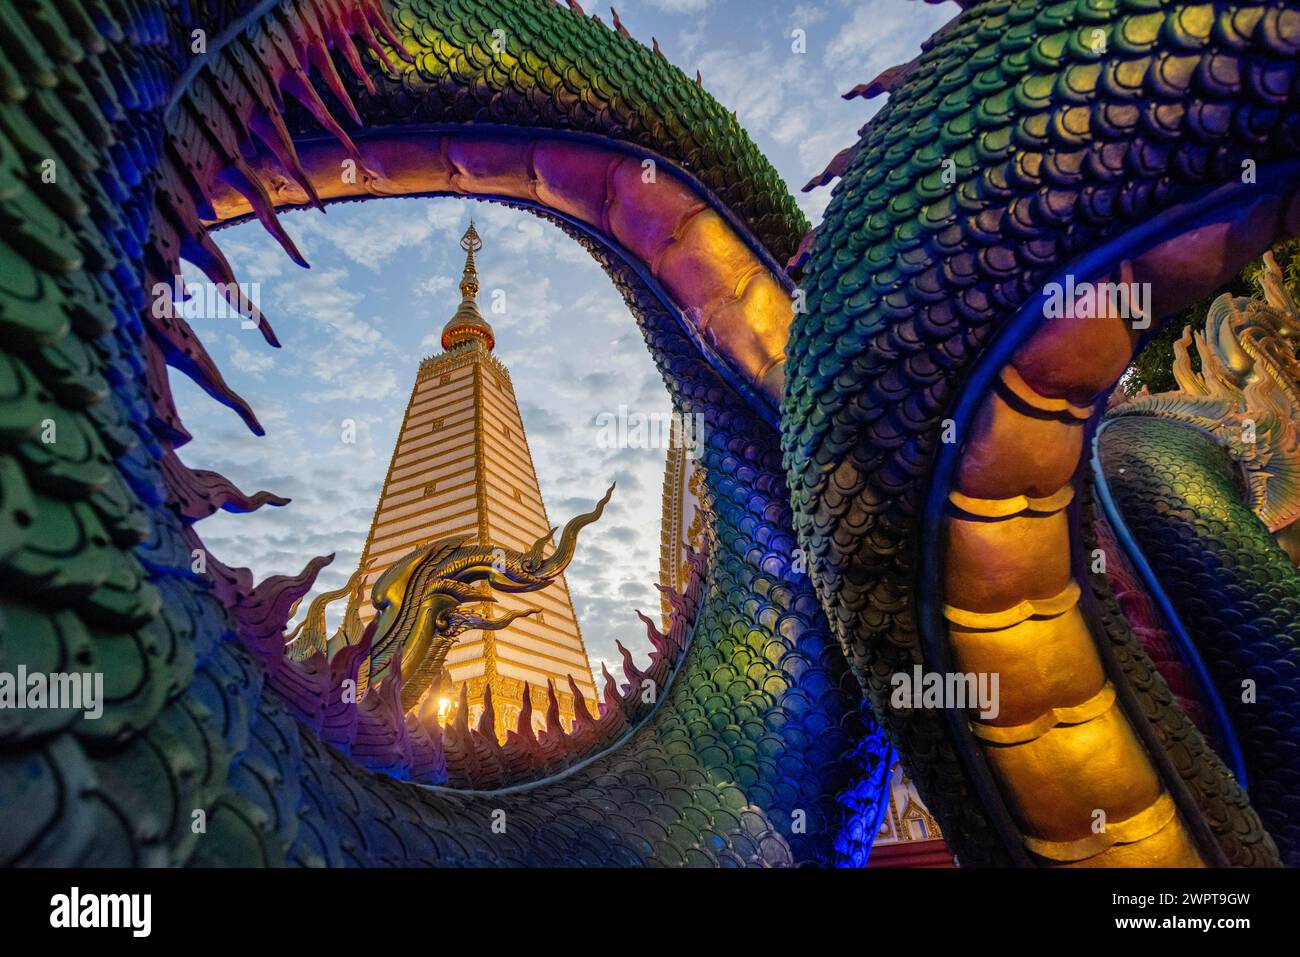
[646,0,714,12]
[286,199,469,271]
[227,336,276,377]
[824,3,922,80]
[789,2,830,26]
[414,274,453,298]
[311,364,399,403]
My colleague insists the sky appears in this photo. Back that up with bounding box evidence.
[170,0,957,680]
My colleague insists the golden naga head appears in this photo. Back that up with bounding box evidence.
[1114,249,1300,558]
[363,484,615,709]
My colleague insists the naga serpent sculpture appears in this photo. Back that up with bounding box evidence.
[1,0,1298,868]
[361,484,614,712]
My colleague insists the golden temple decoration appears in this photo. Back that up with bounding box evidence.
[459,219,481,299]
[873,764,945,848]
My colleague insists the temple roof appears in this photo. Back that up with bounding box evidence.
[440,221,495,352]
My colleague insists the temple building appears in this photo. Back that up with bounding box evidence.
[867,764,956,867]
[353,222,599,739]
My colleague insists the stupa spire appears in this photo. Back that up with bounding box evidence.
[440,220,494,351]
[459,219,481,299]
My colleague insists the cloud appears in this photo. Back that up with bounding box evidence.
[789,1,831,26]
[267,266,378,346]
[646,0,715,13]
[517,401,570,442]
[209,232,294,282]
[226,336,277,377]
[823,2,924,79]
[288,199,454,271]
[311,364,399,403]
[414,274,453,298]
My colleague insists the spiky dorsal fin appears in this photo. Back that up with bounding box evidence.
[843,58,919,100]
[600,661,624,714]
[616,639,644,685]
[545,679,564,736]
[454,683,471,735]
[802,146,857,192]
[568,674,595,729]
[787,227,819,273]
[636,608,668,655]
[516,683,536,740]
[610,7,631,38]
[478,683,496,738]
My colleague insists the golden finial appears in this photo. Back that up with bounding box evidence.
[459,220,482,300]
[440,219,495,352]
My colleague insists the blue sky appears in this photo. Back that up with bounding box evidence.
[172,0,956,678]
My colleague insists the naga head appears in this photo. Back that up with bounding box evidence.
[1201,251,1300,402]
[412,481,616,598]
[363,484,615,709]
[1114,249,1300,558]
